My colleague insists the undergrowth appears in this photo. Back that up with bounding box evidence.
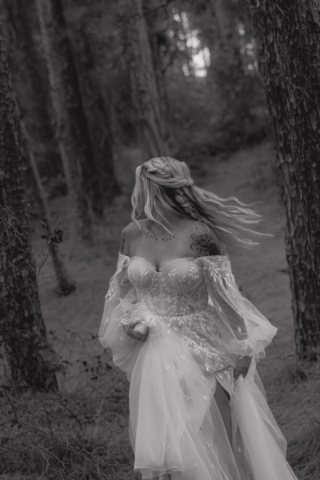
[0,366,138,479]
[1,358,320,479]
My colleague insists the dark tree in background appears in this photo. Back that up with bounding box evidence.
[2,0,60,178]
[247,0,320,359]
[208,0,244,120]
[2,0,76,295]
[143,0,169,123]
[0,23,57,391]
[186,0,266,155]
[121,0,168,158]
[28,150,76,295]
[36,0,97,240]
[69,17,120,206]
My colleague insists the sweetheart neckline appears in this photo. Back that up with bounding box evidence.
[130,256,198,273]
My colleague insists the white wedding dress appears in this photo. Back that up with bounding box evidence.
[99,253,298,480]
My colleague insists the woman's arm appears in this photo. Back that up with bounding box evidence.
[188,225,251,376]
[119,225,130,256]
[122,322,149,342]
[119,223,149,342]
[200,255,277,371]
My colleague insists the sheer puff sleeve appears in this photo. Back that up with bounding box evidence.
[198,255,277,360]
[99,253,141,379]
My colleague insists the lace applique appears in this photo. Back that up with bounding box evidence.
[126,257,232,372]
[100,253,277,378]
[128,261,207,317]
[104,254,131,303]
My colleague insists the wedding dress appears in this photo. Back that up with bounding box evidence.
[99,253,298,480]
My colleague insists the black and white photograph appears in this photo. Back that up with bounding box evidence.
[0,0,319,479]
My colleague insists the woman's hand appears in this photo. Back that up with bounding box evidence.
[234,356,252,379]
[122,322,149,342]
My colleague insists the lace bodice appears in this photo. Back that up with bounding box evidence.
[128,256,208,316]
[126,256,231,372]
[100,253,277,375]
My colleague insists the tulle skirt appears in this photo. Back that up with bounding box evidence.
[108,313,298,480]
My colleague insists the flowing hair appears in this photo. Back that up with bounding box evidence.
[131,156,271,249]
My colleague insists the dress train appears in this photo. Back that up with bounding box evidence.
[99,254,298,480]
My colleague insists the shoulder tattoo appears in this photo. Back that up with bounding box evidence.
[190,224,222,257]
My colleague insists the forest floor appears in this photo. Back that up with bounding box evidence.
[1,140,320,479]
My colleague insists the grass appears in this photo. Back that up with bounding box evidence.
[0,385,137,479]
[1,140,320,479]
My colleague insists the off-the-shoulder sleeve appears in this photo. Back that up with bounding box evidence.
[198,256,277,359]
[99,253,138,350]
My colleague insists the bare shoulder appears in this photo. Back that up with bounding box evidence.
[120,221,143,255]
[187,221,223,257]
[122,221,141,236]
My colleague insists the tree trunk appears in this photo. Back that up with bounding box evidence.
[2,0,62,180]
[35,0,98,239]
[212,0,244,80]
[21,122,76,296]
[71,23,120,206]
[208,0,244,118]
[198,0,257,151]
[121,0,168,158]
[2,0,76,294]
[143,0,168,121]
[0,22,58,391]
[247,0,320,359]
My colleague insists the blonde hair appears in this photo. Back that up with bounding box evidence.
[131,156,270,249]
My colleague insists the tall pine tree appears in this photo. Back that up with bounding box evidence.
[3,0,76,294]
[36,0,97,240]
[247,0,320,359]
[0,22,57,390]
[121,0,168,158]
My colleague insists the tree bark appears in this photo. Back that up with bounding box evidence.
[71,23,120,206]
[35,0,97,240]
[2,0,62,179]
[247,0,320,359]
[0,22,58,391]
[21,122,76,296]
[121,0,168,158]
[2,0,76,294]
[212,0,244,80]
[208,0,245,119]
[143,0,168,121]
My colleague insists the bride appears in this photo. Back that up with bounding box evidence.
[99,156,298,480]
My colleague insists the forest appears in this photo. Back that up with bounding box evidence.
[0,0,320,478]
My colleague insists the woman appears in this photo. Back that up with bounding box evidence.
[99,157,298,480]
